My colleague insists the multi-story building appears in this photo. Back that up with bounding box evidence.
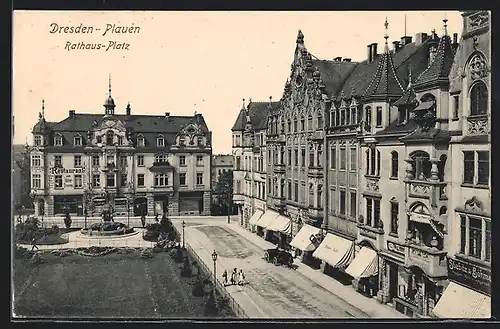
[211,154,233,203]
[30,83,213,218]
[231,99,277,228]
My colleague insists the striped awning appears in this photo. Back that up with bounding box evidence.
[432,282,491,319]
[255,209,279,228]
[312,233,355,268]
[265,215,292,235]
[345,247,378,278]
[290,224,321,251]
[248,209,263,226]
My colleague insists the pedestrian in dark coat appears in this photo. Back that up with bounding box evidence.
[141,215,146,228]
[230,268,237,285]
[31,236,39,251]
[222,270,228,286]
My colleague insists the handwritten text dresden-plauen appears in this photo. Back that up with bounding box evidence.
[49,23,140,52]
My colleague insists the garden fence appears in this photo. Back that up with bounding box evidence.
[171,226,249,318]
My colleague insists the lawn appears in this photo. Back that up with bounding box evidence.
[12,250,229,318]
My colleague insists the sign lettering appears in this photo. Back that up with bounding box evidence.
[447,257,491,296]
[387,241,405,256]
[49,167,85,175]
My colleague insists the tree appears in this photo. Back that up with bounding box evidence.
[214,170,233,214]
[14,144,33,210]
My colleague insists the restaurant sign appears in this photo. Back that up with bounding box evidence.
[447,257,491,295]
[49,167,85,175]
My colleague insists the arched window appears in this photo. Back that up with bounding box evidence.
[411,151,431,180]
[73,134,82,147]
[317,113,323,129]
[470,81,488,116]
[54,134,63,146]
[365,149,370,175]
[106,130,114,146]
[157,134,165,147]
[137,134,145,147]
[287,118,292,133]
[300,116,305,131]
[293,117,298,132]
[308,114,313,130]
[391,151,399,178]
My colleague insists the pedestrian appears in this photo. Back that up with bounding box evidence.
[31,236,39,251]
[222,270,228,286]
[141,215,146,228]
[238,269,245,285]
[154,214,159,223]
[230,268,237,285]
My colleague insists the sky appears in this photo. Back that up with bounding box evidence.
[13,11,462,154]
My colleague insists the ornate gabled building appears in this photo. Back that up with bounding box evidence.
[231,99,278,227]
[30,81,213,218]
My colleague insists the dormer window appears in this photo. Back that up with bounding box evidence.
[74,135,82,146]
[179,136,185,146]
[157,135,165,147]
[349,106,357,125]
[54,134,63,146]
[137,135,145,147]
[34,135,42,146]
[106,130,114,146]
[96,136,102,144]
[117,136,124,146]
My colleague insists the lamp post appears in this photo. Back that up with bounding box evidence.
[127,197,130,228]
[211,250,218,298]
[182,220,186,249]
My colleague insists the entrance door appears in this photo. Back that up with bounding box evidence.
[134,197,147,216]
[389,263,398,301]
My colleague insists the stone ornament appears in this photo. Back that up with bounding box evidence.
[469,12,489,29]
[468,53,488,80]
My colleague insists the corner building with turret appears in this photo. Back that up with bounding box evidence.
[30,82,213,218]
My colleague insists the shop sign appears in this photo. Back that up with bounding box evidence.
[447,257,491,295]
[49,167,85,175]
[387,241,405,256]
[64,174,73,187]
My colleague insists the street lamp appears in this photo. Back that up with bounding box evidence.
[127,198,130,228]
[182,220,186,249]
[211,250,218,298]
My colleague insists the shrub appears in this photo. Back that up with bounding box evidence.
[51,225,60,235]
[145,223,161,232]
[181,257,192,277]
[174,248,184,263]
[192,277,205,297]
[204,292,219,316]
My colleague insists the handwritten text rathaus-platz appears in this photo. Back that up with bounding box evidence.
[49,23,140,52]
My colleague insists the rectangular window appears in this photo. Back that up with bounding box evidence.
[92,155,100,166]
[157,137,164,147]
[370,149,376,176]
[119,155,127,167]
[92,174,101,187]
[196,155,203,166]
[287,150,292,166]
[154,173,168,186]
[54,155,62,167]
[117,136,124,146]
[74,155,82,167]
[477,151,489,186]
[294,182,298,202]
[374,199,380,228]
[106,173,115,187]
[179,173,187,186]
[340,148,346,170]
[137,174,145,187]
[350,192,356,218]
[469,217,482,259]
[366,199,372,226]
[179,155,186,166]
[32,173,41,189]
[390,201,399,234]
[34,135,42,146]
[288,181,292,200]
[331,147,336,169]
[96,136,102,144]
[376,106,382,127]
[340,190,346,215]
[74,174,82,188]
[350,148,357,171]
[463,151,475,184]
[302,149,306,167]
[309,151,314,167]
[155,154,167,163]
[120,174,127,187]
[460,215,466,254]
[32,155,41,167]
[453,95,459,119]
[485,220,491,262]
[196,173,203,185]
[107,155,114,165]
[54,136,63,146]
[74,136,82,146]
[294,150,298,166]
[136,155,144,167]
[54,175,63,188]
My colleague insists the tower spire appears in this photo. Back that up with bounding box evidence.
[241,98,246,110]
[108,73,112,97]
[443,15,448,36]
[384,17,390,53]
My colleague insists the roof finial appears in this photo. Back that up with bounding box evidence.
[41,98,45,119]
[108,73,112,97]
[269,96,272,103]
[384,17,390,52]
[408,64,413,88]
[443,15,448,36]
[242,98,246,109]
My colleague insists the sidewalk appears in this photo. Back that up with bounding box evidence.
[226,222,407,319]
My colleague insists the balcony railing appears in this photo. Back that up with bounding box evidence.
[404,242,448,277]
[467,114,489,135]
[406,180,447,205]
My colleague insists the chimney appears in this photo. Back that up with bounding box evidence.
[414,33,428,45]
[453,33,458,44]
[165,112,170,119]
[371,43,378,60]
[69,110,75,118]
[334,56,342,61]
[343,58,351,62]
[367,44,372,62]
[392,41,400,52]
[126,103,131,116]
[400,36,413,46]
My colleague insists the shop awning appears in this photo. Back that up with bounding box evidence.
[290,224,321,251]
[248,209,263,226]
[255,209,279,228]
[265,215,292,235]
[432,282,491,319]
[312,233,355,268]
[345,247,378,278]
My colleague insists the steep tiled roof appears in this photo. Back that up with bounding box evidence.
[312,59,358,95]
[376,118,418,135]
[394,79,417,107]
[231,108,247,132]
[362,43,404,101]
[414,33,454,88]
[248,101,280,131]
[32,119,56,133]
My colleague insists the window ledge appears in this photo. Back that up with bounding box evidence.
[74,187,83,189]
[389,177,399,181]
[365,175,381,179]
[451,117,459,121]
[461,183,489,189]
[389,232,399,238]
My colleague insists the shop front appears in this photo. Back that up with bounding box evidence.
[53,195,84,216]
[313,233,355,283]
[255,209,279,240]
[345,246,379,297]
[289,224,322,268]
[432,257,491,318]
[248,209,263,233]
[265,213,292,249]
